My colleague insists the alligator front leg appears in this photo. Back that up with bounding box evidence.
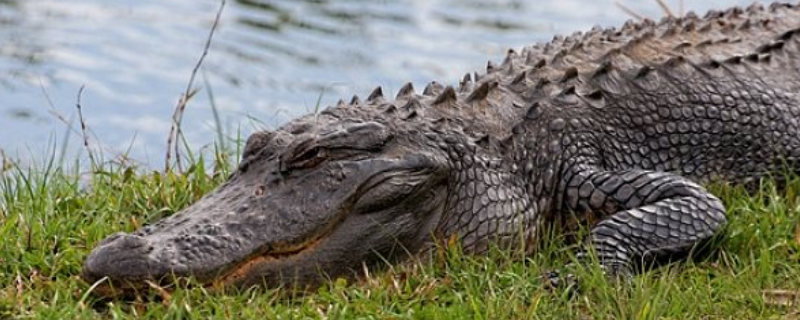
[558,168,728,279]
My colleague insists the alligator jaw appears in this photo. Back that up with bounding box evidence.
[84,234,330,298]
[210,236,325,290]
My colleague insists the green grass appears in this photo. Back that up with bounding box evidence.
[2,153,800,319]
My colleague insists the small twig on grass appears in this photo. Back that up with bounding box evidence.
[654,0,675,18]
[75,86,97,169]
[145,280,173,305]
[165,0,226,173]
[41,80,138,168]
[40,80,79,163]
[202,69,226,152]
[763,289,800,307]
[0,148,8,173]
[616,0,679,21]
[615,1,645,20]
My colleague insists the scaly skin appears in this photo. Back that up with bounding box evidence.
[83,2,800,294]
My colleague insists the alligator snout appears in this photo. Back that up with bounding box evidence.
[82,233,160,287]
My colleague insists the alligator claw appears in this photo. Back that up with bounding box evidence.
[542,270,579,295]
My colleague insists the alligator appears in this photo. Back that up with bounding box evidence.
[83,2,800,295]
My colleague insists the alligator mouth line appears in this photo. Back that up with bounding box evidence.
[209,235,327,289]
[209,201,359,290]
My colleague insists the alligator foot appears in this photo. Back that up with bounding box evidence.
[542,269,579,294]
[543,262,634,298]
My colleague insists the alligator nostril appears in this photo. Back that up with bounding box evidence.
[96,232,126,246]
[82,233,159,286]
[254,185,266,196]
[116,234,148,249]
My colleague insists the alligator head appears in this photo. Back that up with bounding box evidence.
[82,111,460,294]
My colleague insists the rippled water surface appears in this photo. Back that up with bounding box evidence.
[0,0,752,164]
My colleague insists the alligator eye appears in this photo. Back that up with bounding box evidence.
[254,185,266,196]
[288,146,326,170]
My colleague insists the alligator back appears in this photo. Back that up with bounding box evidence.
[498,3,800,185]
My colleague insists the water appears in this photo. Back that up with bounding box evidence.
[0,0,752,165]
